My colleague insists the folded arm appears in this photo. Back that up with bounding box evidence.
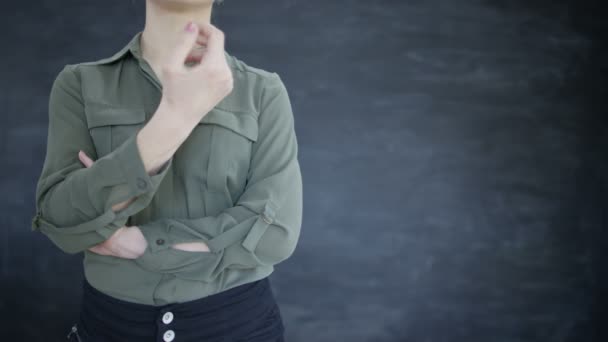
[31,64,175,254]
[134,73,303,281]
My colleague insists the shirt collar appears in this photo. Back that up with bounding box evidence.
[98,30,233,66]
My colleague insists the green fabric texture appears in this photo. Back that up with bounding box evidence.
[31,30,303,305]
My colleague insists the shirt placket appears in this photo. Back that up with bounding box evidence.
[157,305,177,342]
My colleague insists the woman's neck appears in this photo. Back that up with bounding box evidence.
[141,0,214,68]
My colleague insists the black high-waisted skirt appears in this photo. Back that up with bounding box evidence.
[66,276,285,342]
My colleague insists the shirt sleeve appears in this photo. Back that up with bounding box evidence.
[31,64,173,254]
[133,73,303,282]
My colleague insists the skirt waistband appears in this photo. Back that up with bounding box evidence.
[79,276,280,341]
[82,275,271,316]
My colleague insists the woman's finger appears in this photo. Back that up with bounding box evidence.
[78,150,94,168]
[89,245,107,255]
[167,21,201,70]
[197,23,224,65]
[171,241,210,252]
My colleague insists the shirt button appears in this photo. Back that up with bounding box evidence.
[163,329,175,342]
[162,311,174,324]
[262,214,272,224]
[156,238,165,246]
[136,177,147,190]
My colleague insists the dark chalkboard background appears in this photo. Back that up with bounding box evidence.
[1,0,606,341]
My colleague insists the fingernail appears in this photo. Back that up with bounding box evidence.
[185,21,195,32]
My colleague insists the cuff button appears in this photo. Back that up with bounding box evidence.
[156,238,165,246]
[262,214,272,224]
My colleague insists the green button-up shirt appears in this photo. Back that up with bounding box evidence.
[31,30,303,306]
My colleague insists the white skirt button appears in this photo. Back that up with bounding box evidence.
[163,329,175,342]
[162,311,174,324]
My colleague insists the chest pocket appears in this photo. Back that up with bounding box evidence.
[85,106,147,158]
[199,107,258,217]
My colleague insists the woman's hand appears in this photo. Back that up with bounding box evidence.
[89,225,148,259]
[158,21,234,125]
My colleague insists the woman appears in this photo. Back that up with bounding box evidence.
[31,0,303,341]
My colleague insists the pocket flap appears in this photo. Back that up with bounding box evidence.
[200,107,258,142]
[85,106,147,129]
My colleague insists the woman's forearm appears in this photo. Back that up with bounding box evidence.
[136,99,199,175]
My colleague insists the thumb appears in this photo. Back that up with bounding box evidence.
[168,21,200,69]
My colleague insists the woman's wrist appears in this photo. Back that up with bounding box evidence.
[157,96,211,129]
[136,100,193,172]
